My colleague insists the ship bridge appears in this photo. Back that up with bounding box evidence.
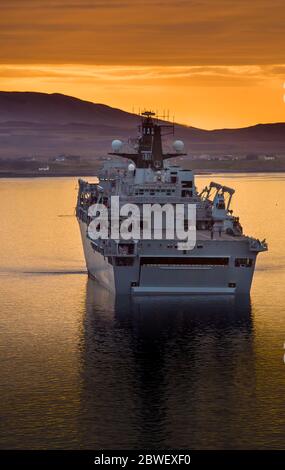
[108,111,186,170]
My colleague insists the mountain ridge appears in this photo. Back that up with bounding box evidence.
[0,91,284,158]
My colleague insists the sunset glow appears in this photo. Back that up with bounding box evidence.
[0,0,284,128]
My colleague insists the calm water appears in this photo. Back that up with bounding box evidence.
[0,174,285,449]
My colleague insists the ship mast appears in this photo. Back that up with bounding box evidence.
[109,111,186,169]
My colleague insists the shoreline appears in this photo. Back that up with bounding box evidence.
[1,169,285,178]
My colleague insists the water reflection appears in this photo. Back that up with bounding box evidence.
[1,176,285,449]
[80,280,254,449]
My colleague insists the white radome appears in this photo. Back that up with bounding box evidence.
[128,163,136,172]
[111,139,123,152]
[173,140,184,152]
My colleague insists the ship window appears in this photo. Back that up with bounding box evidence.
[182,190,192,197]
[196,221,208,230]
[140,257,229,266]
[235,258,253,267]
[182,181,193,188]
[118,243,134,255]
[115,257,134,266]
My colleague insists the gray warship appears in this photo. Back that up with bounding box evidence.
[76,111,267,295]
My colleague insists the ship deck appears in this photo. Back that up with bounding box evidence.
[196,230,244,241]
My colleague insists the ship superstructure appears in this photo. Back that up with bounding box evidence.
[76,111,267,295]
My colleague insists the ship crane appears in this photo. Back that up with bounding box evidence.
[199,182,235,210]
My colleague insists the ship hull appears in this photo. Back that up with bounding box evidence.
[78,220,258,296]
[78,220,115,292]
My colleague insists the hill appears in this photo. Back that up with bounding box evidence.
[0,91,284,159]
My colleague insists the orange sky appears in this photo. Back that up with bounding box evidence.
[0,0,284,129]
